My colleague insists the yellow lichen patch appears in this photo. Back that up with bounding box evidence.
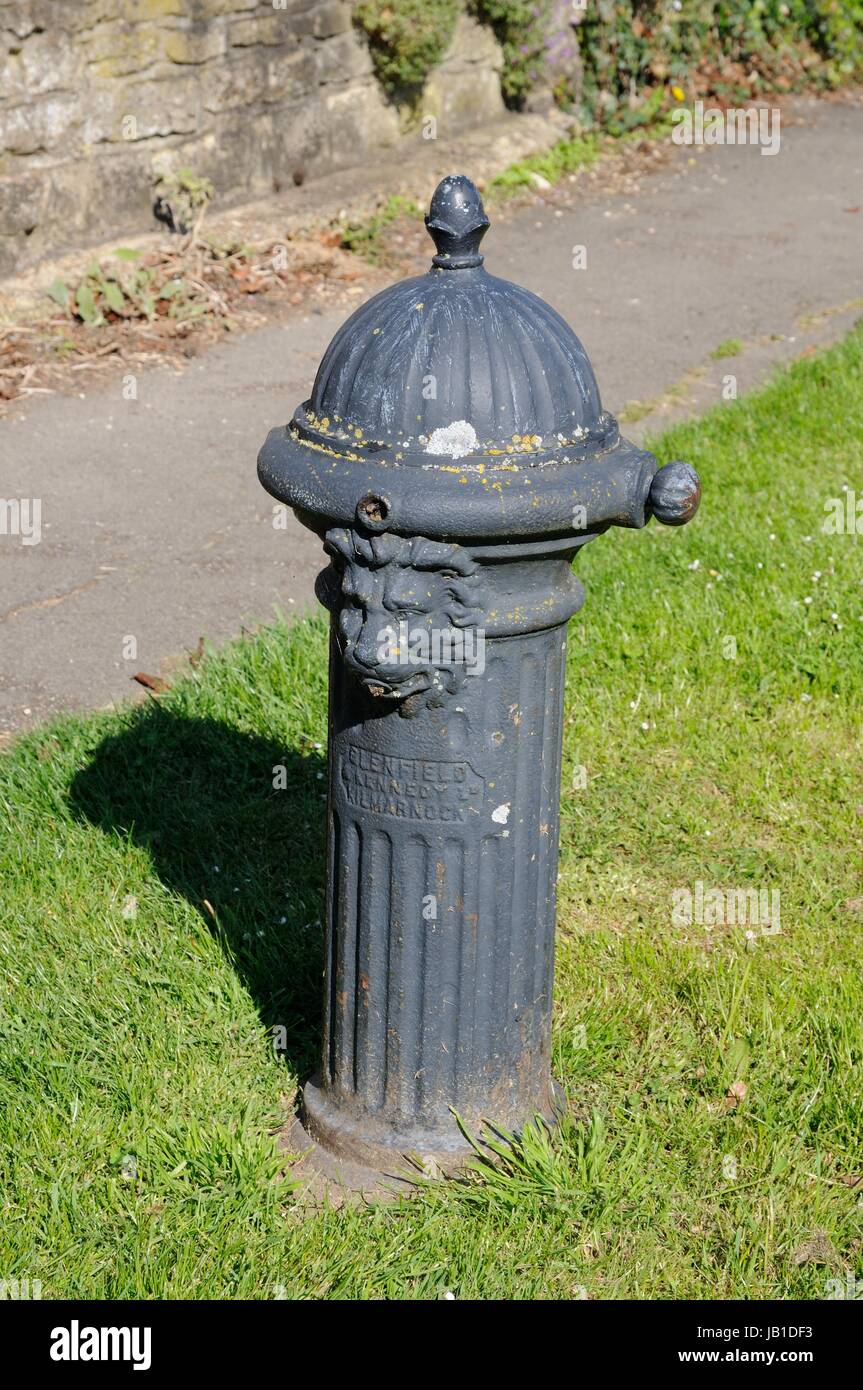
[290,430,362,464]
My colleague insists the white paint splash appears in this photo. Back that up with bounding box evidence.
[425,420,479,459]
[492,803,510,825]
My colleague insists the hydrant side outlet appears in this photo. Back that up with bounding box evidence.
[257,174,700,1186]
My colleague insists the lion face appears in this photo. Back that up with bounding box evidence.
[323,528,485,702]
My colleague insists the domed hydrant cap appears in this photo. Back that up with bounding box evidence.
[258,174,700,541]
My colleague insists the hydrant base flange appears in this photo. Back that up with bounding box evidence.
[283,1077,567,1192]
[279,1115,414,1200]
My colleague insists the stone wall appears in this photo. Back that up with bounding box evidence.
[0,1,505,278]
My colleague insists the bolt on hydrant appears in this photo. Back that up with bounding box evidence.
[258,175,700,1188]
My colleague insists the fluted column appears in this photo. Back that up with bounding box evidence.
[298,536,584,1173]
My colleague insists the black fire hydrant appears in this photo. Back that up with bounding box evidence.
[258,175,700,1187]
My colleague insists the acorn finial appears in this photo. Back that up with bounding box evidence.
[425,174,489,269]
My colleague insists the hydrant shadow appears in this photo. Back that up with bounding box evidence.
[68,704,326,1084]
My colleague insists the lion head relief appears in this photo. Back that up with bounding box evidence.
[320,528,486,705]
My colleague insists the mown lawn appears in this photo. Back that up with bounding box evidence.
[1,326,862,1300]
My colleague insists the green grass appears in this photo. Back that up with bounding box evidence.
[711,338,744,360]
[338,194,423,264]
[486,131,605,196]
[2,326,863,1299]
[486,116,675,200]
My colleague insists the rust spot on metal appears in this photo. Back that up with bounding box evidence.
[435,860,446,896]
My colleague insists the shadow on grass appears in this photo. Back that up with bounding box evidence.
[69,703,326,1084]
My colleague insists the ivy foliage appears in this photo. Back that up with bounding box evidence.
[579,1,863,126]
[469,0,555,106]
[352,0,461,98]
[354,1,863,118]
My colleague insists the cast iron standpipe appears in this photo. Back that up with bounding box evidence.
[258,175,700,1186]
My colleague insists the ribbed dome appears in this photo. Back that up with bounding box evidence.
[259,172,699,546]
[308,176,603,449]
